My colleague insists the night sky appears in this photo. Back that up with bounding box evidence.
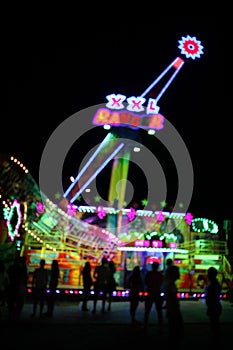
[2,17,232,229]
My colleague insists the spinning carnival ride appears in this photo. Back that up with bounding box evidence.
[61,35,204,233]
[2,36,228,294]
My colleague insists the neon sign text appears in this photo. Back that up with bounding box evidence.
[106,94,160,114]
[93,108,164,130]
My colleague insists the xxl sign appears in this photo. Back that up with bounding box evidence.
[106,94,161,114]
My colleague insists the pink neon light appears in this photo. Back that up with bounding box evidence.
[147,99,160,114]
[156,211,166,224]
[106,94,126,109]
[178,35,204,60]
[144,240,150,247]
[97,206,107,219]
[152,240,163,248]
[92,108,164,130]
[135,240,144,247]
[134,240,150,247]
[36,201,45,213]
[127,207,136,221]
[169,242,177,249]
[185,212,193,225]
[67,204,77,216]
[173,57,184,69]
[126,96,146,112]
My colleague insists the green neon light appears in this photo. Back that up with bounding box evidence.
[191,218,218,234]
[5,199,22,241]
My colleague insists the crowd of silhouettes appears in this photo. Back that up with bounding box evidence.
[125,259,185,346]
[92,257,109,313]
[0,252,225,347]
[30,258,61,318]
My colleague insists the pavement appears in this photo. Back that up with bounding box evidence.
[0,298,233,349]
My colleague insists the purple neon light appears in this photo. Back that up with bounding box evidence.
[140,57,185,102]
[155,58,184,103]
[69,142,125,203]
[63,133,112,198]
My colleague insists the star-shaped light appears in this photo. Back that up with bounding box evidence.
[94,195,101,203]
[178,35,204,60]
[55,192,61,199]
[160,200,167,209]
[141,198,148,206]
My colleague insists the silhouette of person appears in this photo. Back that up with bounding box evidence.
[143,261,164,334]
[205,266,222,344]
[92,257,109,313]
[164,258,173,274]
[7,255,28,319]
[0,259,9,317]
[46,259,60,317]
[17,256,28,313]
[165,264,184,345]
[161,258,173,308]
[31,259,49,317]
[106,260,117,311]
[81,261,92,311]
[128,265,144,326]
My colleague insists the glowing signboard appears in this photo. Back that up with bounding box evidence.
[92,108,164,130]
[93,36,203,131]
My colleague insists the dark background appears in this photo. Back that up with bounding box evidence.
[1,17,232,230]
